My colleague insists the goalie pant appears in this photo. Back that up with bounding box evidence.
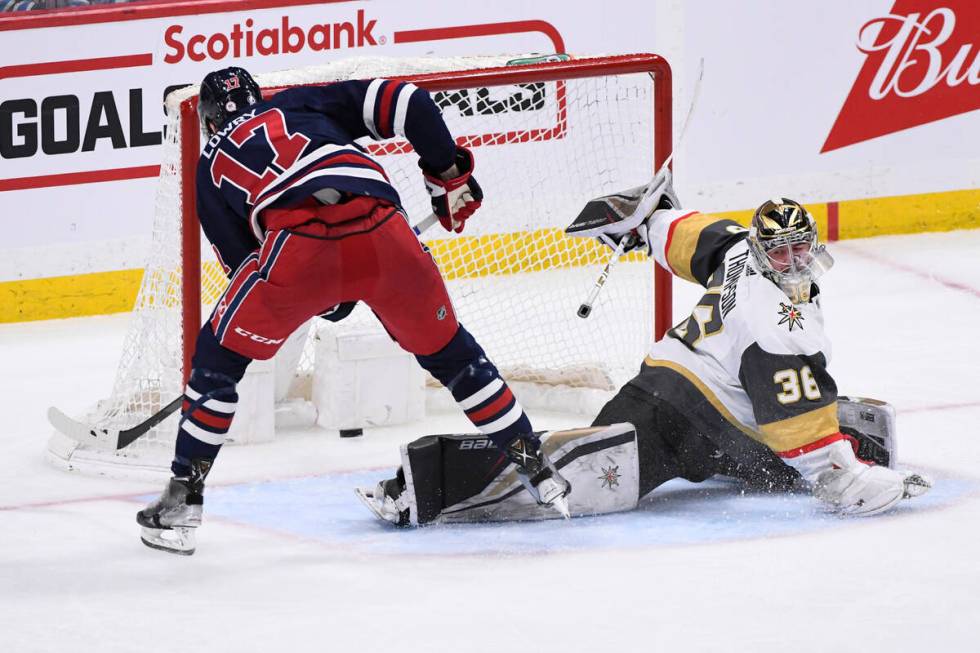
[393,385,894,525]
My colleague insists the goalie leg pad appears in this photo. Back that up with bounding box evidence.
[378,423,640,525]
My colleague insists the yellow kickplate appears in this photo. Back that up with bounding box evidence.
[0,269,143,323]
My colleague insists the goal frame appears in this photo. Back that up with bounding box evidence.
[176,53,674,384]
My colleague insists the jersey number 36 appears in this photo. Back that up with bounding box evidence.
[773,366,821,404]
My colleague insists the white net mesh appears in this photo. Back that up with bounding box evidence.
[46,54,667,476]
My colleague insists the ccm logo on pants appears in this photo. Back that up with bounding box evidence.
[234,327,285,345]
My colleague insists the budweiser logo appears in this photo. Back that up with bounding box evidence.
[822,1,979,152]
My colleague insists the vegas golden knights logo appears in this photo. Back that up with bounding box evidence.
[777,302,805,331]
[598,465,621,489]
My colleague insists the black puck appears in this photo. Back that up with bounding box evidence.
[339,428,363,438]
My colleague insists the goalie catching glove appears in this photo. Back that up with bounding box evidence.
[780,433,931,517]
[421,146,483,233]
[565,167,681,255]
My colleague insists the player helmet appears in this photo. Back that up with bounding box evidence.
[747,198,834,303]
[199,67,262,137]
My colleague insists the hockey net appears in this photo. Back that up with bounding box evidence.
[46,53,673,477]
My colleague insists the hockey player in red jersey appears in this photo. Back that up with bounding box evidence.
[137,67,569,554]
[357,172,932,525]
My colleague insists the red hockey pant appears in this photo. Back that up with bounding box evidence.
[210,202,458,360]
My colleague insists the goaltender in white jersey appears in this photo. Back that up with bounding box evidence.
[357,173,931,525]
[644,206,837,457]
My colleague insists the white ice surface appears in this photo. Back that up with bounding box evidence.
[2,230,980,653]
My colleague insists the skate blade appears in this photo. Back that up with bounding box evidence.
[551,495,571,520]
[140,526,196,555]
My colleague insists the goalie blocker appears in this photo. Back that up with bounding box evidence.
[357,397,898,525]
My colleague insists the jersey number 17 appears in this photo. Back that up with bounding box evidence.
[209,109,311,205]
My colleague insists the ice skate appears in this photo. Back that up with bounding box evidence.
[505,434,572,519]
[136,477,204,555]
[355,471,410,526]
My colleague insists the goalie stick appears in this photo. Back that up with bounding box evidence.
[573,58,705,318]
[576,233,636,318]
[48,212,439,451]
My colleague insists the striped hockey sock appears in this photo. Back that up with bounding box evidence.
[452,364,532,447]
[415,325,533,448]
[172,369,238,478]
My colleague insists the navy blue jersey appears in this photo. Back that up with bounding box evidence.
[195,79,457,275]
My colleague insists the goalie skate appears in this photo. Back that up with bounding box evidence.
[355,477,410,527]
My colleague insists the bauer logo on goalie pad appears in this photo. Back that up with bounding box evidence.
[459,438,495,450]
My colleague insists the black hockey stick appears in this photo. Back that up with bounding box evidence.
[48,397,182,452]
[48,212,439,451]
[571,59,704,318]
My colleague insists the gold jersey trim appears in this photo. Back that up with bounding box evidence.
[665,213,722,284]
[758,403,840,452]
[642,357,764,442]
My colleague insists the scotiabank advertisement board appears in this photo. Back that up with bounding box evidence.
[0,0,977,301]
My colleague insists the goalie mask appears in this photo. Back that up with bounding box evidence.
[199,67,262,137]
[748,198,834,303]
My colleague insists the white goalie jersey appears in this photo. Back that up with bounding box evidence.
[642,209,841,456]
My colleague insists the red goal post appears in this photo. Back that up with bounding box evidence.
[176,53,674,385]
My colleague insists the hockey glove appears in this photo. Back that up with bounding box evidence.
[421,146,483,233]
[780,435,931,517]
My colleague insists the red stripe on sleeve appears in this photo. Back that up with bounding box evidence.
[777,432,847,458]
[376,81,400,139]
